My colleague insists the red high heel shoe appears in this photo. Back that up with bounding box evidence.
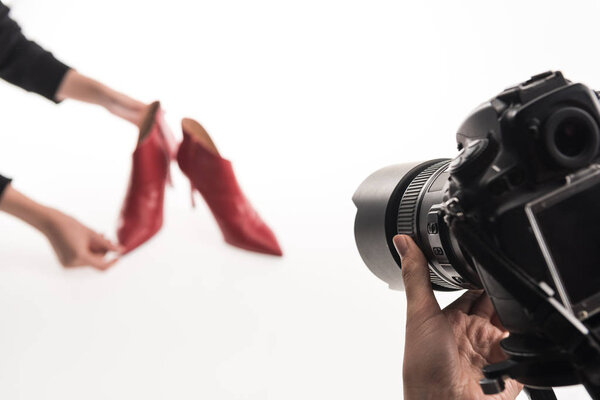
[176,118,283,256]
[117,101,177,254]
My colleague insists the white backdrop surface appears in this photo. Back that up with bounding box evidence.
[0,0,596,398]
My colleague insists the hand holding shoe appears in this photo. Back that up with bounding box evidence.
[42,208,121,270]
[0,185,121,270]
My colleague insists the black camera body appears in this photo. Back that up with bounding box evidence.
[353,71,600,398]
[449,71,600,334]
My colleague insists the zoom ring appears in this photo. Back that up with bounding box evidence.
[396,160,450,236]
[396,160,453,289]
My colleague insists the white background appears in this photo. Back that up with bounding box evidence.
[0,0,596,398]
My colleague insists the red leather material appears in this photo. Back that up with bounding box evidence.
[117,108,172,254]
[177,127,283,256]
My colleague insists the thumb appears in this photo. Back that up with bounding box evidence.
[393,235,441,320]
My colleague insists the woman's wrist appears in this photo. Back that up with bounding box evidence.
[0,185,55,234]
[32,207,61,236]
[55,69,105,104]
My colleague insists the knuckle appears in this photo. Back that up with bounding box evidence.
[401,263,417,283]
[446,309,467,326]
[401,256,426,283]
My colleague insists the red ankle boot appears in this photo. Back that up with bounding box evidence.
[117,101,177,254]
[176,118,282,256]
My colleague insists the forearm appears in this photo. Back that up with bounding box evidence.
[56,69,118,106]
[0,184,121,269]
[54,69,147,126]
[0,184,54,233]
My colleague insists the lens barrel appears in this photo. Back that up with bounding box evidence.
[353,159,480,291]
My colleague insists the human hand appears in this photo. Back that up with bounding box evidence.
[55,69,148,126]
[42,208,122,270]
[393,234,523,400]
[0,185,121,270]
[103,92,148,127]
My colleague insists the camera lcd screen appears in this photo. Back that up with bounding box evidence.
[533,178,600,305]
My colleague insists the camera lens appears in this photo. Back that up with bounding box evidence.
[544,107,600,169]
[353,160,481,291]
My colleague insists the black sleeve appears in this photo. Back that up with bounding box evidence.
[0,2,70,102]
[0,174,11,200]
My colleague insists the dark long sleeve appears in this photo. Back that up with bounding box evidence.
[0,174,11,200]
[0,2,70,102]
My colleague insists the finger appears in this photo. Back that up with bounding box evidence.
[126,98,147,112]
[444,289,484,313]
[488,335,510,364]
[393,235,441,320]
[82,253,119,271]
[90,232,121,254]
[469,293,496,319]
[125,109,144,126]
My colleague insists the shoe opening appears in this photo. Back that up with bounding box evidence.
[181,118,220,156]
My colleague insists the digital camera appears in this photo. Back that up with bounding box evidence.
[353,71,600,399]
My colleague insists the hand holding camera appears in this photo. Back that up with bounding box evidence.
[354,71,600,399]
[395,235,522,400]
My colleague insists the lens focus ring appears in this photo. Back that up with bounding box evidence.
[397,160,450,236]
[396,160,459,290]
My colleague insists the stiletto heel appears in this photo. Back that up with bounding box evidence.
[176,118,282,256]
[117,101,174,254]
[190,183,196,208]
[165,166,173,187]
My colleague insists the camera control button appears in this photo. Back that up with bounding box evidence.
[449,154,465,170]
[448,138,495,182]
[461,139,488,163]
[427,222,439,234]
